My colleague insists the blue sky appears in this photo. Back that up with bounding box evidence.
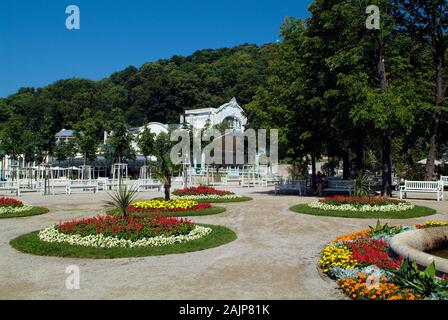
[0,0,311,98]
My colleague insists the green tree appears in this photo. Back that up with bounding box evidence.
[137,125,156,165]
[72,109,104,166]
[105,109,135,163]
[393,0,448,180]
[150,132,178,201]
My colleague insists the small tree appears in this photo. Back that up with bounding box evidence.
[137,125,156,165]
[106,110,135,164]
[73,109,103,167]
[150,132,178,201]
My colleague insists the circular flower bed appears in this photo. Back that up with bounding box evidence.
[171,186,251,203]
[310,196,414,212]
[0,197,49,219]
[320,221,448,300]
[131,199,207,211]
[290,196,436,219]
[122,199,225,217]
[107,199,226,217]
[11,215,237,258]
[39,215,210,249]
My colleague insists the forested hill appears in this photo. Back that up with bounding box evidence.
[0,43,275,130]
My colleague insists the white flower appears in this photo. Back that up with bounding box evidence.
[308,201,414,212]
[0,205,33,215]
[38,225,212,249]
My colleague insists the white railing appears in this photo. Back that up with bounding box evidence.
[137,179,161,192]
[67,180,98,195]
[0,181,20,196]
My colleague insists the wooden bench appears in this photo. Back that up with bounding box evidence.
[137,179,161,192]
[0,181,20,196]
[440,176,448,188]
[275,180,306,196]
[323,180,355,196]
[67,180,98,195]
[400,180,444,201]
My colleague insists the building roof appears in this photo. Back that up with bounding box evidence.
[55,129,74,137]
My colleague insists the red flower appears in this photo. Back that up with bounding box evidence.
[0,197,23,208]
[172,186,234,196]
[347,239,401,270]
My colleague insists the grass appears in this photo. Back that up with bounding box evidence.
[0,206,49,219]
[289,204,437,219]
[106,205,226,218]
[10,224,237,259]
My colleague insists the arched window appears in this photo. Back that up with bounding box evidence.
[222,116,241,130]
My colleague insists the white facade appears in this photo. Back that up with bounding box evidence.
[182,97,247,130]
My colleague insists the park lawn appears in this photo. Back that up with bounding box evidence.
[0,207,49,219]
[10,224,236,259]
[106,205,226,218]
[289,204,437,219]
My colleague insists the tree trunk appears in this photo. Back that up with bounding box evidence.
[311,153,316,193]
[355,139,364,173]
[378,55,392,196]
[164,176,171,201]
[381,129,393,197]
[425,50,445,181]
[342,150,350,180]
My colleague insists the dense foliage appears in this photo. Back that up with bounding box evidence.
[0,1,446,194]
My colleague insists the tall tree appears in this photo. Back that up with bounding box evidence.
[394,0,448,180]
[137,126,156,165]
[72,109,104,166]
[106,109,135,164]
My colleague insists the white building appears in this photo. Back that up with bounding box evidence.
[182,97,247,130]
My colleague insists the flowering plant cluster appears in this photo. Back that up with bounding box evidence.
[321,196,404,206]
[309,196,414,212]
[0,197,23,208]
[58,215,194,240]
[415,221,448,229]
[173,186,234,196]
[39,215,212,248]
[319,221,448,300]
[128,199,211,213]
[0,197,32,215]
[338,274,420,300]
[40,225,211,249]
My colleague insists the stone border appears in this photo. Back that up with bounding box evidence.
[390,227,448,273]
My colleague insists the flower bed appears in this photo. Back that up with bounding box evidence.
[310,196,414,212]
[0,197,48,218]
[171,186,248,202]
[39,215,212,249]
[173,186,234,196]
[127,199,212,213]
[320,222,448,300]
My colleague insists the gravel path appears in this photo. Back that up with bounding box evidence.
[0,187,447,299]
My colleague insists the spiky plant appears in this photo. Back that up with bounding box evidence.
[354,172,370,197]
[105,185,139,218]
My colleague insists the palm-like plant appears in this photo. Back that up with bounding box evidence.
[105,185,139,218]
[354,172,370,197]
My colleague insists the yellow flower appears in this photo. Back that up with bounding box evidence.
[132,199,199,210]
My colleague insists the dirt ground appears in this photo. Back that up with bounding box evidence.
[0,186,447,299]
